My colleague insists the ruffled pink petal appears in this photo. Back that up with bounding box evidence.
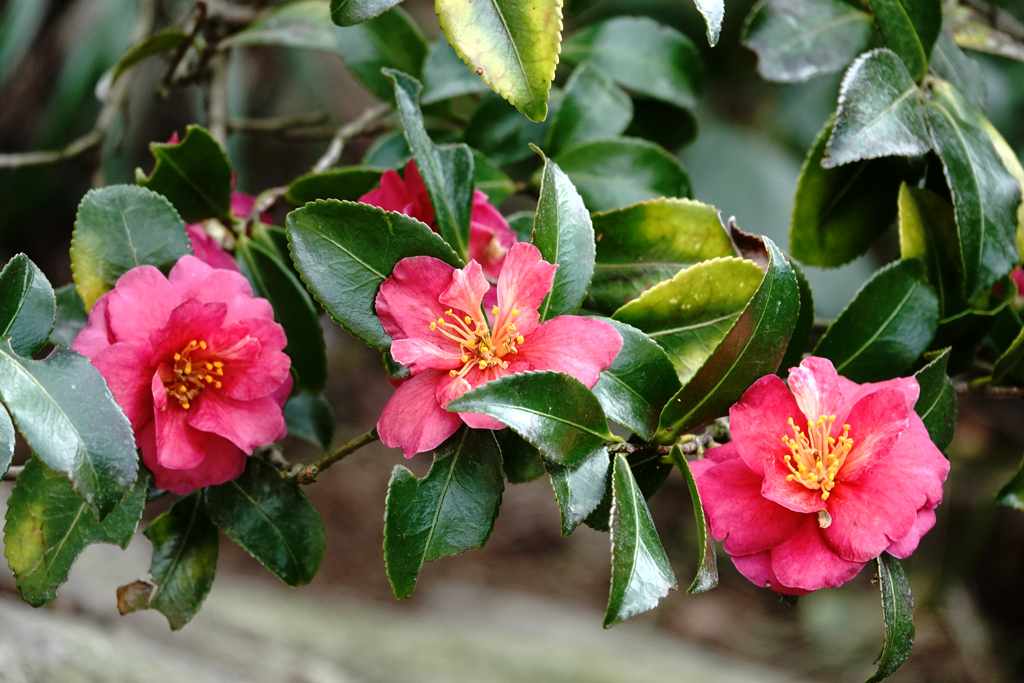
[787,357,846,423]
[761,455,828,513]
[375,256,459,351]
[204,320,291,401]
[836,375,920,417]
[837,386,911,481]
[883,415,949,508]
[495,243,557,337]
[378,370,464,458]
[148,299,228,362]
[402,160,435,225]
[439,260,489,322]
[71,294,115,357]
[230,192,273,224]
[885,507,937,559]
[171,259,274,324]
[468,192,516,280]
[732,551,811,596]
[770,515,866,591]
[105,266,182,344]
[512,316,622,388]
[91,342,155,430]
[187,224,241,273]
[270,373,294,407]
[139,420,246,495]
[730,374,804,477]
[391,337,465,374]
[435,370,508,431]
[152,376,208,470]
[188,393,286,453]
[359,169,411,213]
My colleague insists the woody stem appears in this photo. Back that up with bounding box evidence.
[288,428,380,485]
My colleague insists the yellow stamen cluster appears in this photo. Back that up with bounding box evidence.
[165,339,224,409]
[780,415,853,500]
[430,306,522,381]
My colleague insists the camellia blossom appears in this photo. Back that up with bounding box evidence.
[691,357,949,595]
[359,160,517,280]
[375,242,623,457]
[72,255,292,494]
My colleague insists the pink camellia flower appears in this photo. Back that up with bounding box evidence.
[691,357,949,595]
[359,160,517,280]
[72,255,292,494]
[375,242,623,457]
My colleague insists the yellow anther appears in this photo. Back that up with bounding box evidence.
[787,417,794,425]
[199,341,207,350]
[205,375,214,383]
[216,368,223,376]
[214,381,221,388]
[512,309,518,316]
[784,455,791,461]
[508,324,516,332]
[178,385,187,393]
[445,309,453,316]
[786,475,795,481]
[430,322,437,330]
[205,362,213,370]
[461,355,469,363]
[492,306,499,314]
[843,424,851,431]
[213,361,224,368]
[829,415,836,422]
[821,491,830,500]
[173,353,181,361]
[478,360,487,369]
[449,370,458,377]
[516,335,524,344]
[181,401,190,410]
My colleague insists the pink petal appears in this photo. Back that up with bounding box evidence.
[391,337,465,374]
[468,193,516,280]
[885,507,937,559]
[106,266,181,344]
[435,370,507,431]
[202,320,291,401]
[152,377,208,470]
[187,224,241,273]
[761,455,828,513]
[91,342,155,430]
[148,299,228,363]
[837,386,911,480]
[732,551,811,596]
[188,393,286,453]
[770,515,866,591]
[71,293,115,357]
[139,420,246,495]
[402,160,435,225]
[787,357,845,422]
[173,260,274,324]
[230,192,273,224]
[729,374,804,476]
[495,243,557,336]
[836,375,920,416]
[375,256,459,350]
[439,260,489,323]
[377,369,464,458]
[512,316,622,388]
[270,373,294,407]
[359,169,411,212]
[168,254,216,295]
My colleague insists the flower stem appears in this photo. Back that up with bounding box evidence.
[288,428,379,485]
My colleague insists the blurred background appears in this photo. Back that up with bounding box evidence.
[2,0,1024,681]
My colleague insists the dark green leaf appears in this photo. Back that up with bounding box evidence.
[386,69,474,260]
[656,236,800,441]
[3,459,147,607]
[204,458,326,586]
[584,448,671,533]
[383,349,411,382]
[562,16,704,110]
[813,259,939,382]
[925,79,1021,301]
[363,130,411,169]
[741,0,873,83]
[933,275,1016,374]
[221,1,339,52]
[0,253,55,357]
[694,0,725,47]
[624,99,699,152]
[336,8,427,101]
[497,429,545,484]
[471,150,516,206]
[0,340,138,519]
[50,284,88,348]
[546,64,633,156]
[71,185,191,310]
[929,29,987,110]
[554,138,692,213]
[331,0,402,26]
[588,198,735,314]
[463,93,550,168]
[779,259,814,374]
[604,453,676,628]
[532,151,595,321]
[136,126,233,225]
[384,427,504,598]
[286,199,461,350]
[508,211,535,242]
[913,348,957,451]
[111,28,189,84]
[867,553,915,683]
[284,392,336,452]
[996,454,1024,511]
[285,167,384,205]
[898,183,967,317]
[824,49,930,168]
[0,405,12,478]
[667,446,718,594]
[868,0,941,82]
[446,371,618,466]
[547,449,611,535]
[421,39,492,104]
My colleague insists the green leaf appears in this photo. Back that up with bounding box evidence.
[929,29,987,110]
[868,0,941,82]
[694,0,724,47]
[925,79,1021,301]
[0,253,55,358]
[3,459,147,607]
[446,371,618,466]
[624,99,699,153]
[335,8,428,101]
[364,130,412,169]
[554,138,692,213]
[463,93,551,168]
[779,259,814,374]
[913,348,957,451]
[435,0,562,122]
[331,0,402,26]
[384,427,504,599]
[996,454,1024,511]
[508,211,535,242]
[933,274,1016,374]
[584,449,672,533]
[285,167,385,205]
[236,237,327,393]
[471,150,516,206]
[562,16,703,111]
[656,236,800,442]
[284,392,336,452]
[136,126,234,225]
[50,284,88,348]
[613,258,765,384]
[667,446,718,594]
[951,16,1024,64]
[898,183,967,317]
[532,151,595,321]
[204,458,326,587]
[421,39,492,104]
[741,0,873,83]
[546,64,633,156]
[221,1,339,52]
[991,320,1024,385]
[0,405,12,478]
[588,198,735,315]
[823,49,930,168]
[977,114,1024,258]
[592,320,681,441]
[386,69,474,260]
[71,185,191,311]
[604,453,676,628]
[0,340,138,519]
[286,199,461,350]
[547,449,611,535]
[111,28,189,85]
[497,429,545,484]
[813,259,939,382]
[867,553,915,683]
[791,118,913,268]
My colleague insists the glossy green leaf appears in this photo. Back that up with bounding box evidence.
[868,0,941,82]
[547,449,611,536]
[546,64,633,156]
[926,79,1021,301]
[604,453,676,628]
[384,427,504,599]
[471,150,516,206]
[694,0,724,47]
[463,93,551,168]
[532,151,595,321]
[741,0,873,83]
[898,183,967,317]
[656,236,799,442]
[624,99,699,153]
[584,449,672,534]
[913,348,957,451]
[435,0,561,122]
[0,340,138,519]
[0,405,12,478]
[0,253,55,358]
[335,8,427,101]
[667,446,718,594]
[204,458,326,587]
[447,371,618,466]
[421,39,492,104]
[3,459,147,607]
[588,198,735,314]
[978,115,1024,256]
[824,49,930,168]
[221,1,339,52]
[554,138,692,213]
[50,284,88,348]
[867,553,915,683]
[71,185,191,311]
[136,126,234,225]
[949,10,1024,64]
[779,259,814,374]
[929,29,987,110]
[331,0,401,26]
[111,28,189,85]
[285,167,384,205]
[933,275,1016,374]
[996,454,1024,511]
[562,16,703,111]
[592,319,681,441]
[284,392,336,452]
[991,318,1024,385]
[386,69,474,259]
[814,259,939,382]
[613,258,765,384]
[286,199,461,350]
[508,211,535,242]
[497,429,545,484]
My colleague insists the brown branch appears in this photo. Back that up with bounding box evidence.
[157,1,208,100]
[227,112,330,135]
[284,428,380,485]
[1,466,23,483]
[958,381,1024,398]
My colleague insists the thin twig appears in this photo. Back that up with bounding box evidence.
[1,466,23,482]
[157,1,208,100]
[285,428,380,485]
[958,381,1024,398]
[228,111,330,134]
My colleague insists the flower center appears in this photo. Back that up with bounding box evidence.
[164,339,224,410]
[780,414,854,501]
[430,305,525,381]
